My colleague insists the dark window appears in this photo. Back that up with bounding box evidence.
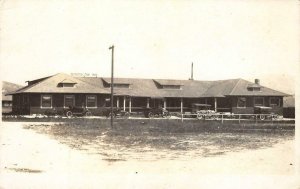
[247,87,261,91]
[58,83,76,87]
[254,97,264,106]
[107,84,130,88]
[253,87,261,91]
[63,83,75,87]
[162,85,181,89]
[64,95,75,107]
[237,97,246,108]
[270,97,280,107]
[41,95,52,108]
[86,95,97,108]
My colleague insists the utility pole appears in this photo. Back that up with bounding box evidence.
[109,45,114,129]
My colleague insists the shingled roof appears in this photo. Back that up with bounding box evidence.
[7,73,288,97]
[8,73,109,94]
[201,78,288,97]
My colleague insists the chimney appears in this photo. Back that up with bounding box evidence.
[255,79,260,85]
[189,62,194,80]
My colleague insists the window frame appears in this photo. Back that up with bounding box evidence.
[64,95,75,108]
[86,95,97,108]
[237,97,247,108]
[269,97,280,107]
[41,94,52,109]
[254,97,264,106]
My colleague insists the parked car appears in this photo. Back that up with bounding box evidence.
[254,106,279,120]
[190,103,218,120]
[64,106,92,117]
[144,107,171,118]
[103,107,130,118]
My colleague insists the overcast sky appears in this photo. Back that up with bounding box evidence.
[0,0,299,93]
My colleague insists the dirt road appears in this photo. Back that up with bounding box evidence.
[0,122,298,189]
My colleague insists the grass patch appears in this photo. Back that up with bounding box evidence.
[23,119,294,161]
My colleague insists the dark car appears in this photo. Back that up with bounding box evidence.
[64,106,92,117]
[144,107,171,118]
[103,107,130,118]
[254,106,279,120]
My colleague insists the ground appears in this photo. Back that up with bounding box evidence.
[0,121,298,189]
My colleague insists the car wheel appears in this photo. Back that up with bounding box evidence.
[197,114,203,120]
[124,112,130,118]
[85,111,92,116]
[66,111,73,118]
[260,115,265,120]
[108,112,116,118]
[148,112,154,118]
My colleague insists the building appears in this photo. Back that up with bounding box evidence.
[283,95,295,118]
[2,81,23,114]
[7,73,288,116]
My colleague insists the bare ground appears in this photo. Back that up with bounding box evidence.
[0,121,298,189]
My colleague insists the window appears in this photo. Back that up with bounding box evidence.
[64,95,75,107]
[248,87,261,92]
[86,95,97,108]
[253,87,261,91]
[254,97,264,106]
[237,97,246,108]
[58,83,76,87]
[41,95,52,108]
[62,83,75,87]
[162,85,181,89]
[270,97,280,107]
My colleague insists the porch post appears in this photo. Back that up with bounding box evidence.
[116,97,119,108]
[123,96,126,111]
[180,98,183,113]
[147,98,150,108]
[129,97,132,113]
[163,98,167,109]
[214,97,217,112]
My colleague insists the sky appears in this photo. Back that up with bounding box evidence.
[0,0,299,94]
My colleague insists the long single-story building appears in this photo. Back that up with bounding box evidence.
[8,73,288,115]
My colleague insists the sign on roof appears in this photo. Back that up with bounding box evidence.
[71,73,98,77]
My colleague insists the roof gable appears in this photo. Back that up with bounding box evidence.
[9,73,109,94]
[229,79,288,96]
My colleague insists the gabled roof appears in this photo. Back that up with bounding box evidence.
[79,77,214,98]
[8,73,109,94]
[228,79,287,96]
[201,79,240,97]
[7,73,288,98]
[2,81,23,101]
[201,79,288,97]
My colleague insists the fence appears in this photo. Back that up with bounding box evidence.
[180,113,284,124]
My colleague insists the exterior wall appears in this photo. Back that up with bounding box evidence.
[231,96,283,115]
[28,93,109,116]
[12,94,30,114]
[131,97,147,112]
[283,107,295,118]
[216,97,232,112]
[12,92,285,116]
